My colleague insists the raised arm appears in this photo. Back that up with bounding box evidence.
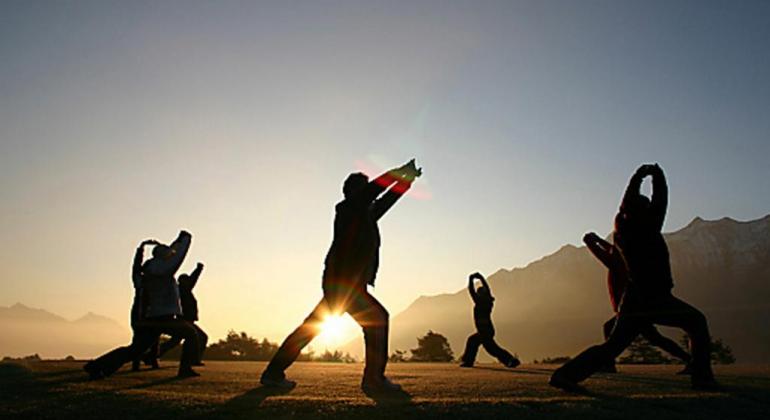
[165,231,192,275]
[467,273,479,303]
[621,165,647,211]
[188,263,204,289]
[648,164,668,231]
[132,245,145,288]
[583,233,614,269]
[357,159,422,207]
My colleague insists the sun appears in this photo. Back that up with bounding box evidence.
[316,314,351,346]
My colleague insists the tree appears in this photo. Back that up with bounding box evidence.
[389,349,408,363]
[680,334,736,365]
[711,338,736,364]
[410,330,454,362]
[314,350,357,363]
[618,336,671,364]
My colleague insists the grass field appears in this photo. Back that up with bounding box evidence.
[2,361,770,419]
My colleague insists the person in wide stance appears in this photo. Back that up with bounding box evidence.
[143,262,208,367]
[260,159,422,392]
[583,232,691,373]
[550,164,718,391]
[84,231,201,379]
[459,272,520,368]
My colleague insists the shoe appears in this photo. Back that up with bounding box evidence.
[506,358,521,368]
[177,368,200,378]
[597,363,618,373]
[361,376,402,393]
[459,362,473,368]
[83,362,105,380]
[260,372,296,389]
[549,371,586,393]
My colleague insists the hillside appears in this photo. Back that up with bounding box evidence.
[378,215,770,363]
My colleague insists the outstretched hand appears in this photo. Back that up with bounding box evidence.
[469,272,485,282]
[196,262,205,270]
[583,232,601,245]
[398,159,423,181]
[635,163,661,177]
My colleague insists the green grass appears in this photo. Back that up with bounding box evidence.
[2,361,770,419]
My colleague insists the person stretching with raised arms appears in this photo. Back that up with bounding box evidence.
[459,272,520,369]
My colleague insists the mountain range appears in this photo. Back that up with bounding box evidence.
[344,214,770,363]
[0,303,129,359]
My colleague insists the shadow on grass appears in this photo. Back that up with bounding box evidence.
[362,386,413,406]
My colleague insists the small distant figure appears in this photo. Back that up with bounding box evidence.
[144,262,208,366]
[550,164,718,392]
[459,272,520,369]
[582,232,691,373]
[260,159,422,392]
[84,231,202,379]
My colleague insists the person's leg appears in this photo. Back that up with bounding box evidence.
[157,335,183,359]
[552,313,642,386]
[639,323,691,363]
[142,335,161,369]
[599,317,619,373]
[152,319,200,376]
[347,289,389,382]
[480,334,519,367]
[88,326,157,378]
[193,323,208,363]
[646,295,714,385]
[262,299,327,380]
[460,333,482,367]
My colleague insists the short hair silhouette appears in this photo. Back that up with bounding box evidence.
[152,244,172,259]
[343,172,369,198]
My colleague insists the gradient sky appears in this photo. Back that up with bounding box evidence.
[1,0,769,349]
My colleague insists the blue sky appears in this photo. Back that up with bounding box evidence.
[1,0,768,346]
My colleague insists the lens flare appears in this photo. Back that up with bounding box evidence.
[316,314,349,346]
[354,158,432,200]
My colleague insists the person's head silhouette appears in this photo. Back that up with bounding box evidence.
[178,273,192,289]
[618,193,651,228]
[343,172,369,198]
[476,285,492,300]
[152,244,174,259]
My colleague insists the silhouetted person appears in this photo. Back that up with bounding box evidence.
[84,231,202,379]
[459,272,520,368]
[583,232,690,373]
[550,164,718,391]
[260,159,422,391]
[145,263,208,366]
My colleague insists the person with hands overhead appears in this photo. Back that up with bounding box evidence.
[582,232,691,373]
[459,272,520,368]
[84,230,202,379]
[261,159,422,392]
[551,164,717,392]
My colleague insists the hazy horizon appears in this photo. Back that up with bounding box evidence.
[2,1,769,349]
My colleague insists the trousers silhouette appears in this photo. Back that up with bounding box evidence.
[461,332,517,366]
[602,316,690,363]
[555,292,711,383]
[264,286,388,380]
[156,323,208,362]
[87,316,200,376]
